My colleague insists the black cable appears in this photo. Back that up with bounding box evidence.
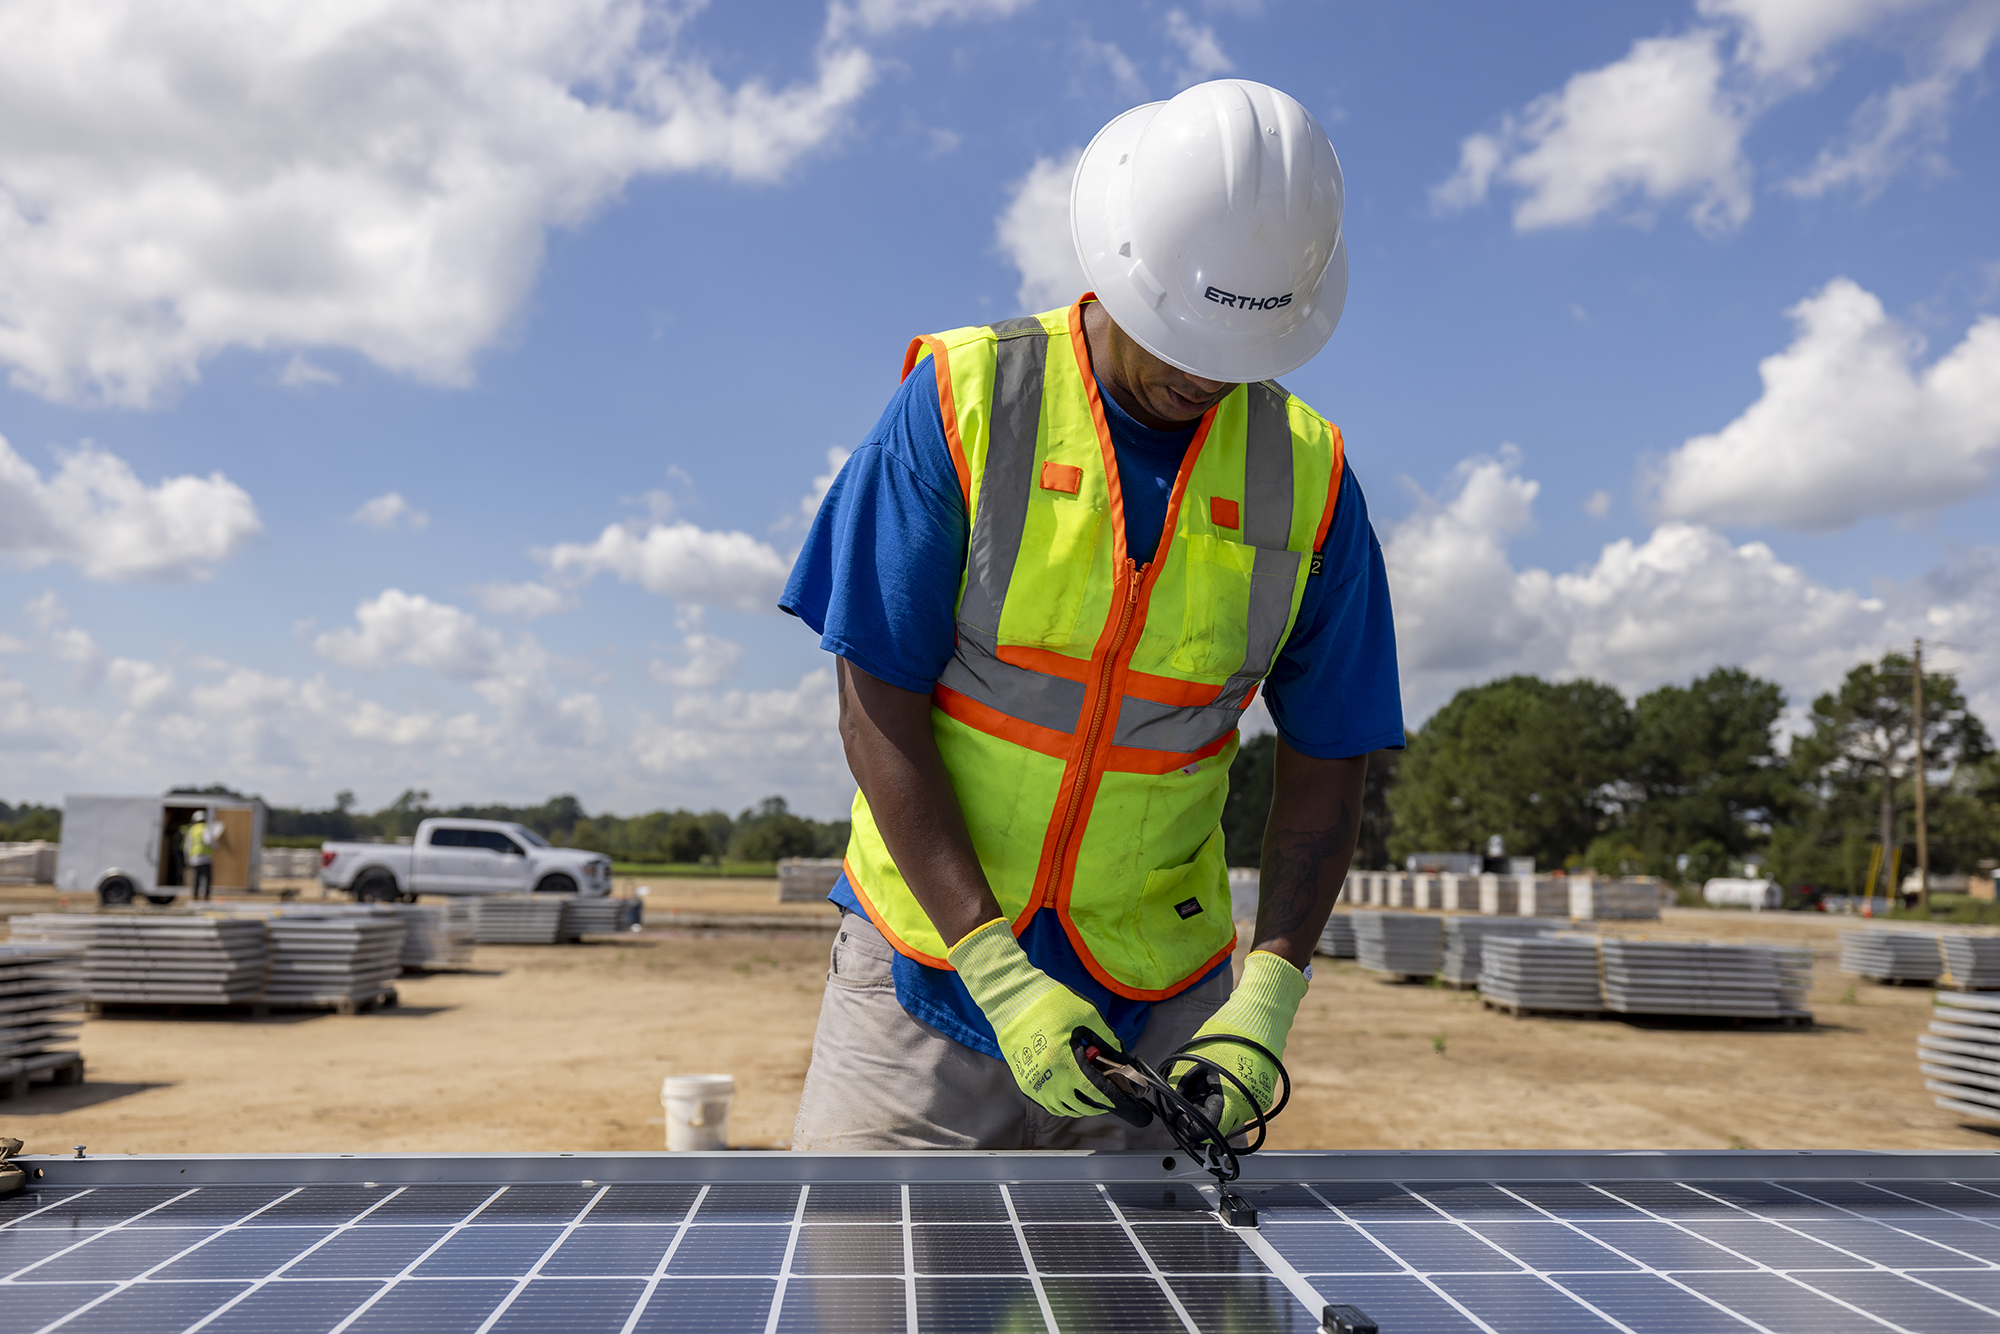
[1079,1037,1290,1187]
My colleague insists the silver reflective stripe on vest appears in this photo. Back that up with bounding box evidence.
[1111,694,1242,754]
[1241,381,1293,550]
[956,318,1048,640]
[938,625,1084,736]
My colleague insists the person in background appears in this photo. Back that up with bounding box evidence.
[183,810,222,901]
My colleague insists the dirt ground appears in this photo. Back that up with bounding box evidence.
[1,879,1991,1157]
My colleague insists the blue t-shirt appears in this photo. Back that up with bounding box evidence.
[781,358,1403,1058]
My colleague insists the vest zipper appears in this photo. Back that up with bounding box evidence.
[1043,559,1145,908]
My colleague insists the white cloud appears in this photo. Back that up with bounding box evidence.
[796,447,852,527]
[542,521,790,613]
[1699,0,1936,79]
[278,355,340,389]
[995,148,1087,313]
[0,608,856,814]
[1433,31,1752,235]
[1384,449,2000,726]
[649,611,745,690]
[108,657,177,713]
[1783,2,2000,197]
[1163,9,1233,87]
[0,0,912,406]
[0,435,261,581]
[634,668,843,779]
[1436,0,1994,232]
[1077,37,1146,101]
[828,0,1035,40]
[1584,489,1614,518]
[25,592,65,633]
[314,589,505,680]
[472,580,576,619]
[350,492,430,532]
[1653,277,2000,529]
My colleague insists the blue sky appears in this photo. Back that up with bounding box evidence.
[2,0,1997,817]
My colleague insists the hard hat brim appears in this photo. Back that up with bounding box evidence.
[1070,103,1346,384]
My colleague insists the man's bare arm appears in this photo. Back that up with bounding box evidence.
[836,658,1002,947]
[1253,740,1368,970]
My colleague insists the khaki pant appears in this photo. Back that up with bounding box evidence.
[792,911,1231,1151]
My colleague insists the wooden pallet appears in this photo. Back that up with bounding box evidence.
[1481,998,1604,1020]
[84,987,398,1019]
[259,987,400,1016]
[0,1051,84,1099]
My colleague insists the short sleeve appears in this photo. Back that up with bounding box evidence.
[1260,466,1406,758]
[780,365,969,694]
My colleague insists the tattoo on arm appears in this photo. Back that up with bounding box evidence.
[1259,804,1356,940]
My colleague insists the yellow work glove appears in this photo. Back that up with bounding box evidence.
[1182,950,1308,1137]
[948,917,1118,1118]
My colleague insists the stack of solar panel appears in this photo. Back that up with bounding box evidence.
[473,896,567,944]
[1440,917,1562,986]
[391,901,477,968]
[1941,935,2000,990]
[559,896,644,938]
[259,914,405,1006]
[1599,939,1812,1019]
[1773,947,1814,1013]
[1920,991,2000,1123]
[0,944,86,1067]
[10,914,270,1004]
[1568,878,1663,920]
[1316,913,1356,958]
[1479,935,1603,1011]
[1350,910,1443,978]
[1840,930,1943,982]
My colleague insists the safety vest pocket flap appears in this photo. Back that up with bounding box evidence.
[1170,533,1259,677]
[998,491,1104,649]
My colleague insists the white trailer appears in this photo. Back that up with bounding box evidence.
[1702,876,1782,911]
[54,793,265,905]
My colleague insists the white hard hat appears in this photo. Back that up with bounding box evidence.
[1071,79,1346,383]
[194,809,208,821]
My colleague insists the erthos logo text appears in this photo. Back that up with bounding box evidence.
[1204,286,1293,311]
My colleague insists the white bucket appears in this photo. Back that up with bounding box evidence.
[661,1074,734,1151]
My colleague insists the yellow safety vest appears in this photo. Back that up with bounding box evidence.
[184,821,212,861]
[844,296,1345,1000]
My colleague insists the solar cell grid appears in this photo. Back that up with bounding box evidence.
[9,1164,2000,1332]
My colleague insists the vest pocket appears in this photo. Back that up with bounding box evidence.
[998,491,1103,648]
[1131,825,1232,986]
[1171,533,1258,677]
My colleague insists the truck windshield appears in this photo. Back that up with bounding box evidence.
[511,825,551,848]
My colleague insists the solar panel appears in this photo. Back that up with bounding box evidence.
[4,1151,2000,1332]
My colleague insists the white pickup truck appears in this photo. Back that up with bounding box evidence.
[317,818,613,902]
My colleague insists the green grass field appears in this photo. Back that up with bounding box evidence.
[609,862,779,878]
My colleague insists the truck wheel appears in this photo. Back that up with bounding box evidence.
[98,876,135,906]
[145,895,177,907]
[534,874,577,896]
[355,871,400,903]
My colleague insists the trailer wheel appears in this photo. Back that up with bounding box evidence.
[355,871,400,902]
[98,876,135,906]
[534,874,577,896]
[145,895,177,906]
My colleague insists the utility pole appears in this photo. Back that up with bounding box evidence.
[1914,638,1929,911]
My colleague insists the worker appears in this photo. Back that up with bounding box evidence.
[783,79,1402,1150]
[183,810,221,901]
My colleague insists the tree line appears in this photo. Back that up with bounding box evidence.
[0,801,59,843]
[1219,653,1998,893]
[197,787,850,865]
